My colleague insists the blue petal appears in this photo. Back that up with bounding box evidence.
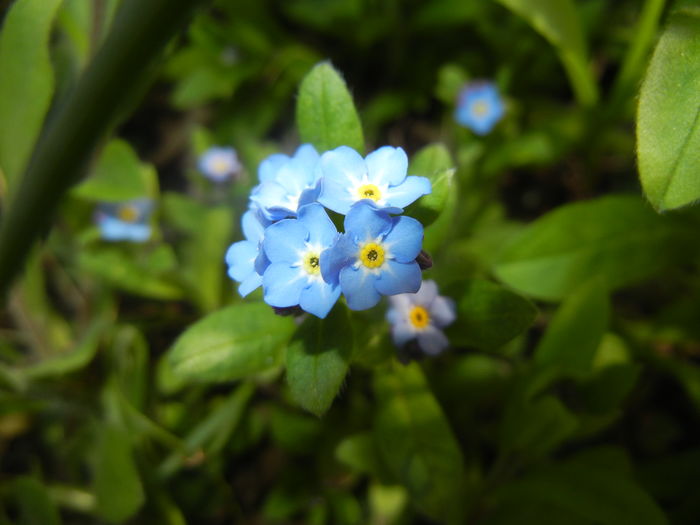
[389,316,416,347]
[383,216,423,263]
[385,176,431,208]
[250,181,296,220]
[365,146,408,186]
[298,181,321,208]
[318,146,366,214]
[226,240,257,282]
[241,209,268,242]
[299,279,341,318]
[417,327,449,355]
[258,153,289,182]
[413,279,438,305]
[339,266,381,310]
[298,203,338,248]
[263,263,307,307]
[344,201,392,243]
[430,296,457,327]
[239,272,263,297]
[126,223,151,242]
[320,234,357,287]
[293,143,320,167]
[374,260,421,296]
[262,219,308,263]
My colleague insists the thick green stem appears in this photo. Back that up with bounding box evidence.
[0,0,209,300]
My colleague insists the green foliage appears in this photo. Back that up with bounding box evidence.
[637,2,700,211]
[493,195,691,301]
[406,143,456,227]
[296,62,365,153]
[167,302,296,383]
[11,477,62,525]
[0,0,62,189]
[286,305,354,416]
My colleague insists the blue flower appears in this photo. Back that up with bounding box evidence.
[317,145,431,215]
[96,199,152,242]
[386,280,456,355]
[455,82,504,135]
[225,208,271,297]
[198,146,242,181]
[261,203,340,318]
[249,144,321,221]
[320,200,423,311]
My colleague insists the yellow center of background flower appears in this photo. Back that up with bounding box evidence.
[303,252,321,275]
[409,305,430,329]
[472,100,489,117]
[359,242,385,268]
[357,183,381,202]
[212,157,230,175]
[118,206,139,223]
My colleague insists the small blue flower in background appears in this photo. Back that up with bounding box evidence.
[198,146,242,181]
[250,144,321,221]
[261,203,340,318]
[318,145,431,215]
[386,280,456,355]
[96,199,152,242]
[455,82,504,135]
[321,200,423,311]
[225,208,271,297]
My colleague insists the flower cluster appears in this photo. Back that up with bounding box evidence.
[226,144,432,318]
[95,199,152,242]
[455,81,504,135]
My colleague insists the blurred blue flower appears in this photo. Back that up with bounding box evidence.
[198,146,242,181]
[225,207,271,297]
[318,145,431,215]
[95,199,152,242]
[320,200,423,310]
[455,82,504,135]
[386,280,456,355]
[261,203,340,318]
[250,144,321,221]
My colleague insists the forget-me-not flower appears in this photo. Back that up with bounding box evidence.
[261,203,341,318]
[317,146,431,215]
[225,207,271,297]
[320,200,423,311]
[96,199,152,242]
[455,82,504,135]
[198,146,242,181]
[386,280,456,355]
[250,144,321,221]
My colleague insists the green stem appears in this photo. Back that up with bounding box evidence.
[0,0,209,301]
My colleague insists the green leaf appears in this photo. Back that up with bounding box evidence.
[374,362,466,523]
[490,449,669,525]
[72,139,151,201]
[500,395,578,458]
[637,4,700,211]
[495,0,597,106]
[0,0,63,188]
[406,143,456,227]
[534,277,609,377]
[451,279,537,349]
[168,302,296,383]
[286,305,354,416]
[493,195,690,301]
[296,62,364,153]
[12,477,62,525]
[94,424,144,523]
[336,432,386,479]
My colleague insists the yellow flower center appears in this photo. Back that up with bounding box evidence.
[118,205,138,223]
[359,242,385,269]
[212,157,230,175]
[409,305,430,329]
[472,100,489,117]
[357,183,381,202]
[303,252,321,275]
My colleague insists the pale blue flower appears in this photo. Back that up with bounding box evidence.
[249,144,321,221]
[198,146,241,181]
[96,199,152,242]
[387,280,456,355]
[455,82,504,135]
[261,203,340,318]
[317,145,431,215]
[320,200,423,311]
[225,207,271,297]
